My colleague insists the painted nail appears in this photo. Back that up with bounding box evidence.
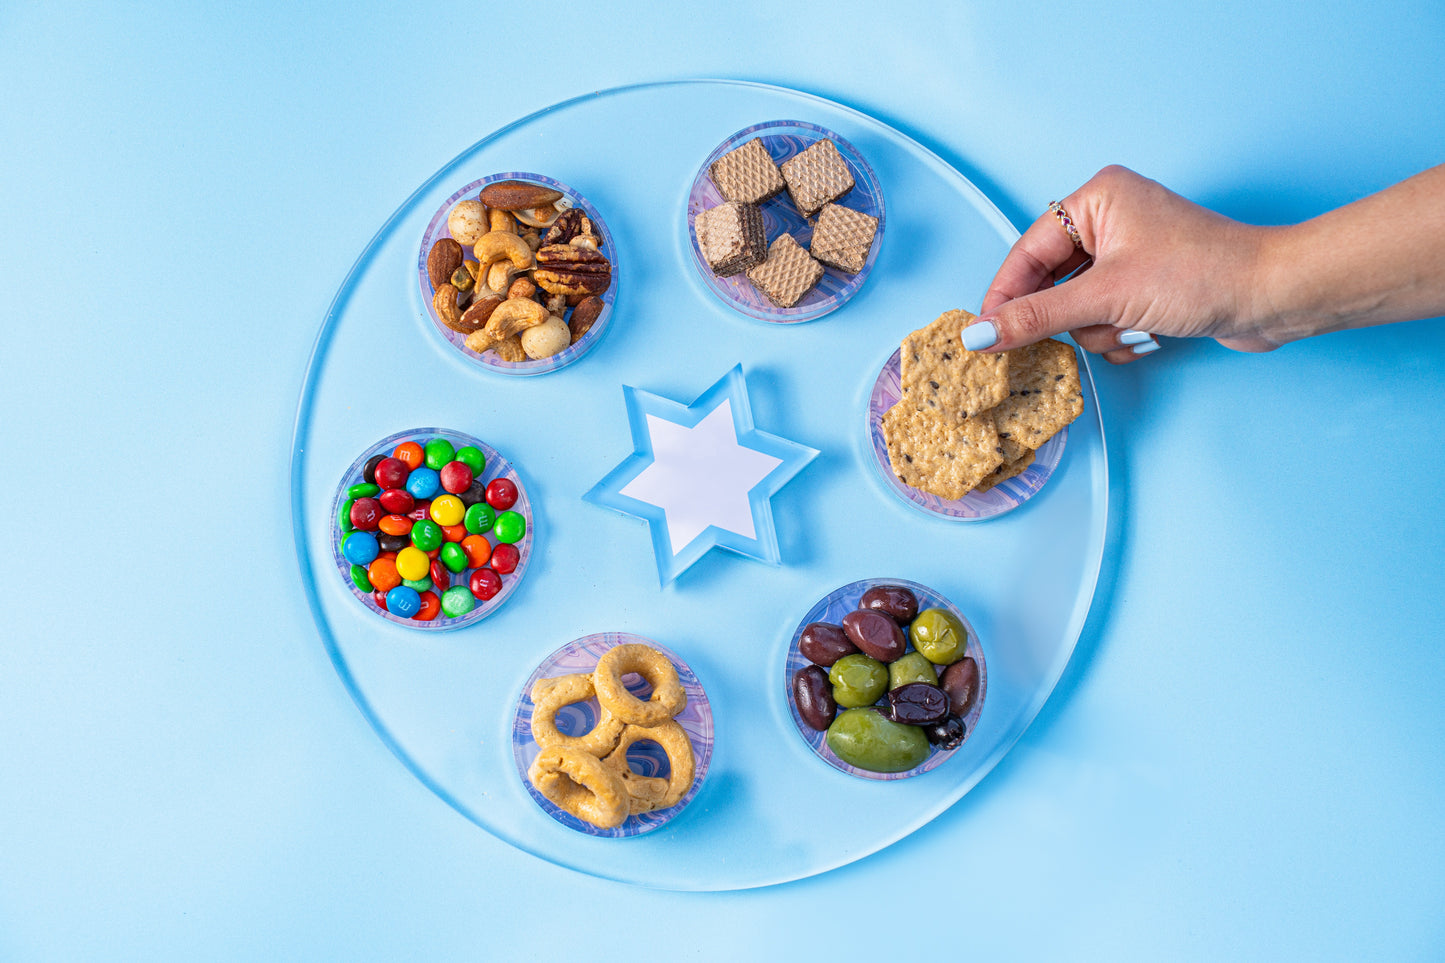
[960,320,998,351]
[1118,329,1153,345]
[1131,340,1160,355]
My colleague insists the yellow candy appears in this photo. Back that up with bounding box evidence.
[394,546,430,582]
[429,493,465,527]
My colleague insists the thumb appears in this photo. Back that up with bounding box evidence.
[962,272,1119,352]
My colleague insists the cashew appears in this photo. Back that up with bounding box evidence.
[473,231,534,271]
[463,296,549,354]
[488,208,516,234]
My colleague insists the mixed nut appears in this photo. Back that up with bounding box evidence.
[426,179,613,362]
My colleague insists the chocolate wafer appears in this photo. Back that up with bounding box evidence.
[709,138,785,204]
[809,202,878,274]
[746,233,823,308]
[695,201,766,277]
[780,139,855,217]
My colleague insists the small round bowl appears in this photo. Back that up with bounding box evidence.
[512,633,713,837]
[686,120,884,323]
[329,428,533,630]
[418,172,617,375]
[866,348,1069,520]
[784,578,986,780]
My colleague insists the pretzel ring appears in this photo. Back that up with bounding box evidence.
[602,721,696,811]
[529,673,624,756]
[528,746,630,829]
[593,644,687,727]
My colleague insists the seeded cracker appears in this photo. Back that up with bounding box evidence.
[973,449,1036,494]
[882,403,1004,500]
[900,309,1010,419]
[989,338,1085,460]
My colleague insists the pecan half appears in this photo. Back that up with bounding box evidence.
[533,244,611,297]
[542,208,591,246]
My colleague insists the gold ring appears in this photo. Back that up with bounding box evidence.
[1048,200,1083,250]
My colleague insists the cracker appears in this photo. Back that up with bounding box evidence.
[972,449,1036,493]
[899,309,1009,419]
[881,403,1003,501]
[989,338,1084,456]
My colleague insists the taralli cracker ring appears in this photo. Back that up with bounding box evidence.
[529,673,625,756]
[594,643,687,726]
[528,746,630,830]
[603,721,697,811]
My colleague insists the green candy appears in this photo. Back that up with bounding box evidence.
[910,608,968,665]
[440,585,475,617]
[888,652,938,689]
[454,446,485,475]
[349,564,372,592]
[439,542,468,574]
[423,438,455,470]
[493,510,526,544]
[828,653,888,708]
[410,519,443,552]
[402,576,432,593]
[826,708,930,773]
[347,482,380,499]
[464,502,495,535]
[339,497,355,532]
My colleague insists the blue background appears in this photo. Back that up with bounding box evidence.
[3,1,1443,958]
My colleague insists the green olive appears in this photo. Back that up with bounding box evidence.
[909,608,968,665]
[827,653,888,708]
[888,651,938,689]
[826,708,931,773]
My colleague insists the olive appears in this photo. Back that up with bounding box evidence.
[799,621,857,667]
[888,651,938,689]
[792,665,836,731]
[939,656,980,717]
[909,608,968,665]
[826,708,931,773]
[887,682,950,725]
[841,609,906,662]
[827,653,888,708]
[924,714,966,749]
[859,584,918,624]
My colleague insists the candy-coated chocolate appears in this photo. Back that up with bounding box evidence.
[392,442,424,470]
[342,531,379,566]
[402,576,432,593]
[439,541,468,574]
[454,446,485,475]
[405,467,441,500]
[394,546,430,582]
[460,534,492,569]
[378,514,412,536]
[428,559,451,591]
[439,585,475,617]
[439,461,473,494]
[349,564,372,592]
[347,482,380,499]
[367,556,401,593]
[430,494,464,527]
[349,497,382,532]
[469,567,502,601]
[339,497,355,532]
[377,532,408,554]
[373,589,389,610]
[374,456,410,490]
[406,500,431,522]
[464,503,495,534]
[378,488,414,514]
[423,438,455,471]
[385,585,422,618]
[362,453,386,485]
[441,523,467,543]
[493,510,526,544]
[489,542,519,574]
[414,591,441,620]
[458,479,487,508]
[410,519,443,552]
[485,477,518,510]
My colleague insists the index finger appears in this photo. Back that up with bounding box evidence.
[980,203,1089,314]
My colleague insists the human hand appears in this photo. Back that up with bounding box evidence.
[968,165,1281,363]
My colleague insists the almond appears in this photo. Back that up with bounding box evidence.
[427,238,463,291]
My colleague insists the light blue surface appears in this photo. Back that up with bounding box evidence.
[3,1,1444,958]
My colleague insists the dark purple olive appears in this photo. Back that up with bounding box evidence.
[859,584,918,624]
[799,622,857,668]
[887,682,950,726]
[939,657,980,718]
[924,714,966,749]
[792,665,837,731]
[841,609,906,662]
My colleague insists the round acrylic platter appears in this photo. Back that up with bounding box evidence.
[784,579,986,780]
[291,80,1108,890]
[417,171,617,375]
[866,347,1071,520]
[327,427,534,630]
[511,634,713,837]
[685,120,884,323]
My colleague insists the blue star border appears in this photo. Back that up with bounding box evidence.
[583,365,819,584]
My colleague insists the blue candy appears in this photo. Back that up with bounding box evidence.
[342,530,379,565]
[405,466,441,500]
[385,585,422,618]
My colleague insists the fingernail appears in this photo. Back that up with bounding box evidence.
[1131,340,1160,355]
[961,320,998,351]
[1119,329,1153,345]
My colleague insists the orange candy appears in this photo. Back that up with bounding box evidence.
[460,534,492,568]
[414,591,441,620]
[393,441,424,470]
[378,514,413,536]
[367,556,401,593]
[442,524,468,543]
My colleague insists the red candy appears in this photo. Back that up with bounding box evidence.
[378,488,414,514]
[374,456,410,490]
[414,591,441,620]
[439,461,473,494]
[429,559,450,592]
[407,500,431,522]
[469,568,502,601]
[485,478,518,510]
[349,497,382,531]
[373,589,390,610]
[490,542,519,575]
